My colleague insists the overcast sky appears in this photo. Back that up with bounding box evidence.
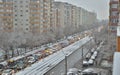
[55,0,109,20]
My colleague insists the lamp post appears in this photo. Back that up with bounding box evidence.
[81,46,84,70]
[65,55,67,75]
[62,50,68,75]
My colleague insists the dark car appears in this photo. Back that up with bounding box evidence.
[0,64,4,69]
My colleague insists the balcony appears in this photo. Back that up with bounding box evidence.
[30,7,41,10]
[30,2,40,5]
[30,12,41,14]
[110,22,118,26]
[30,22,40,24]
[0,16,13,18]
[110,8,118,11]
[30,17,40,19]
[0,12,13,14]
[109,16,119,19]
[109,1,118,5]
[0,7,13,10]
[0,2,13,4]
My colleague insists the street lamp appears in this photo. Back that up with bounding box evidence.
[65,55,68,75]
[81,46,84,70]
[62,50,68,75]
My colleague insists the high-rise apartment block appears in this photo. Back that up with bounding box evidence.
[0,0,53,33]
[53,2,97,33]
[109,0,119,32]
[0,0,97,34]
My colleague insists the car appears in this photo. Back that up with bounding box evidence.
[83,60,89,67]
[28,58,36,64]
[81,68,98,75]
[16,60,26,70]
[67,68,81,75]
[0,69,3,75]
[85,53,91,60]
[0,64,4,69]
[27,56,36,64]
[88,59,94,65]
[91,55,95,60]
[91,48,95,54]
[2,69,12,75]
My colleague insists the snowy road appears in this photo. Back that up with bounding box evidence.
[16,36,92,75]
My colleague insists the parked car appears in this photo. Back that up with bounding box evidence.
[88,59,94,66]
[0,69,3,75]
[83,60,88,67]
[67,68,81,75]
[81,68,98,75]
[16,60,26,70]
[27,56,36,64]
[85,53,91,60]
[91,55,96,60]
[0,64,4,69]
[2,69,12,75]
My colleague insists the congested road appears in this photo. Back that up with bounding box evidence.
[16,36,93,75]
[0,30,92,75]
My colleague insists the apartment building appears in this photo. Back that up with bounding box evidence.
[71,5,76,30]
[0,0,54,33]
[64,3,72,29]
[0,0,96,34]
[43,0,54,33]
[54,2,97,33]
[54,2,65,30]
[0,0,13,32]
[109,0,119,32]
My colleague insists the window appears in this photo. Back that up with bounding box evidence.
[20,15,23,16]
[26,5,28,8]
[26,28,28,30]
[20,5,23,8]
[15,23,17,25]
[14,6,17,7]
[26,10,28,12]
[20,1,23,3]
[26,19,28,21]
[20,10,23,12]
[15,19,17,21]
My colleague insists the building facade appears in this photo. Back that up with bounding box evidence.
[0,0,97,34]
[109,0,119,32]
[0,0,13,32]
[54,1,97,34]
[0,0,54,33]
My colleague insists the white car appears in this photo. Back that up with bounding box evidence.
[83,60,89,67]
[27,56,36,64]
[81,68,98,75]
[67,68,81,75]
[88,59,94,65]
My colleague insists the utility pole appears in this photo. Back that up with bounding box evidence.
[65,55,67,75]
[62,50,68,75]
[81,46,84,69]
